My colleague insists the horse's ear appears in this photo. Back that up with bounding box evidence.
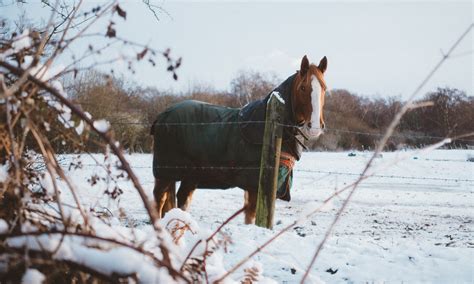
[318,56,328,73]
[300,55,309,77]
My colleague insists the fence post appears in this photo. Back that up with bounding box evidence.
[255,92,284,229]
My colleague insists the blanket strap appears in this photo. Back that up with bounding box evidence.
[279,152,296,170]
[276,152,296,201]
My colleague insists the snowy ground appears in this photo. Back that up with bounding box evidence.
[60,149,473,283]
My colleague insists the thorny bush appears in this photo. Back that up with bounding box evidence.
[0,2,226,283]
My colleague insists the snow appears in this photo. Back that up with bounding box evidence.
[12,30,32,52]
[8,234,174,283]
[14,149,474,282]
[10,56,66,82]
[161,208,199,247]
[75,120,85,135]
[42,89,75,129]
[93,119,110,133]
[0,163,8,182]
[43,122,51,131]
[51,80,68,98]
[269,91,285,104]
[0,219,8,234]
[22,269,45,284]
[0,30,32,60]
[39,172,56,198]
[157,208,275,282]
[26,57,65,82]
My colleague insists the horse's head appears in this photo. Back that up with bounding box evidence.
[292,55,327,139]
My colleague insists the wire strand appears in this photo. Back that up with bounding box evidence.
[82,119,474,143]
[75,163,474,183]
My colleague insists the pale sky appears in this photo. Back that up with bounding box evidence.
[2,1,473,98]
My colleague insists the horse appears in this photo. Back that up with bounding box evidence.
[151,55,327,224]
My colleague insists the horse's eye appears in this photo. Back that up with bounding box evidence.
[301,86,306,91]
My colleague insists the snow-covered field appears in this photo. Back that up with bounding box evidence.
[60,149,473,283]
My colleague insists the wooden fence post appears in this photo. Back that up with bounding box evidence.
[255,92,284,229]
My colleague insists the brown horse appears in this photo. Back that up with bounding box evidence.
[151,55,327,224]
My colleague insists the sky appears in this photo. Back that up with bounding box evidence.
[2,1,473,98]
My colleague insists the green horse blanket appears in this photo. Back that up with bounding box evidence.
[151,74,303,200]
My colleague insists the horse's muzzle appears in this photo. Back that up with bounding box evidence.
[298,123,323,140]
[309,128,323,139]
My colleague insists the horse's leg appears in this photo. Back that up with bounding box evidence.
[177,180,197,211]
[162,183,176,215]
[153,178,173,218]
[244,190,257,225]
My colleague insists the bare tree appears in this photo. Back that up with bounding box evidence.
[230,70,279,106]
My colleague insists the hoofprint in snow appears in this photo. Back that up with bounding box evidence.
[48,150,474,282]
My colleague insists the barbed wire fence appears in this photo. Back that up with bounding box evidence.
[68,163,473,184]
[52,114,474,189]
[64,118,474,144]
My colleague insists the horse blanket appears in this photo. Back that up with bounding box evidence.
[151,74,303,201]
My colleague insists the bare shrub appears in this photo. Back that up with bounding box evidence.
[0,2,188,282]
[230,70,280,106]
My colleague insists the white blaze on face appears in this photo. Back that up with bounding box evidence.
[310,75,323,138]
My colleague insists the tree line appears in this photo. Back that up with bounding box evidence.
[61,70,473,153]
